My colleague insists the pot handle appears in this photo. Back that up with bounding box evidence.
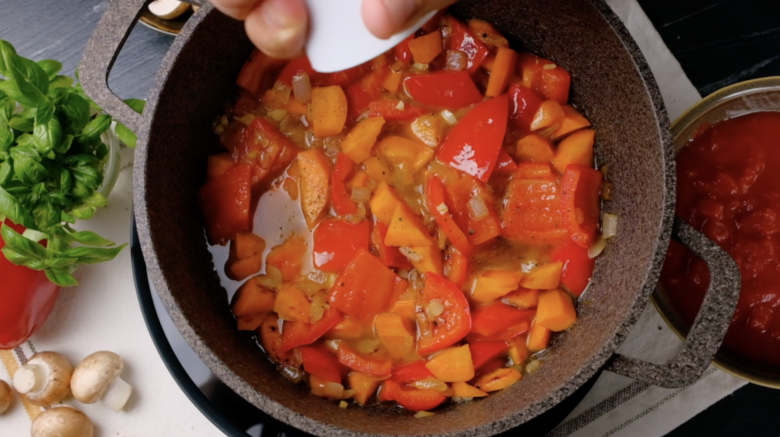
[604,216,741,388]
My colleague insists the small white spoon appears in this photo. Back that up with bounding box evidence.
[304,0,436,73]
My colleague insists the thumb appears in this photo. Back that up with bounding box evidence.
[362,0,457,40]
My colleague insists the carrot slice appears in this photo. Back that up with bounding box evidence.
[485,47,518,97]
[409,31,443,64]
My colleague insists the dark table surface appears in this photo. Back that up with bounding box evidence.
[1,0,779,436]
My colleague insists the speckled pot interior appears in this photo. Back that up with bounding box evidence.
[133,0,673,435]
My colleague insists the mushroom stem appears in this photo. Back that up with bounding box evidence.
[102,377,132,412]
[13,364,46,394]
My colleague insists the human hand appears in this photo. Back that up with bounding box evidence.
[209,0,457,59]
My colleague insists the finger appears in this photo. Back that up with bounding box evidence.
[209,0,263,21]
[362,0,457,40]
[244,0,308,59]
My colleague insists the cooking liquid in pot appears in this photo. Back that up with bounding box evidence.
[662,111,780,365]
[199,12,608,413]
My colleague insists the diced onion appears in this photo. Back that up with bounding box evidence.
[542,63,557,70]
[324,382,344,399]
[342,389,356,399]
[588,236,607,259]
[436,202,449,215]
[279,365,304,383]
[214,125,224,135]
[395,101,406,111]
[412,63,430,71]
[309,292,328,323]
[445,50,467,71]
[521,261,537,274]
[220,115,229,126]
[355,339,381,355]
[441,110,458,125]
[292,72,312,104]
[339,400,349,409]
[415,411,435,418]
[273,82,292,104]
[467,197,489,221]
[268,109,288,122]
[600,181,613,200]
[355,109,370,122]
[400,247,423,263]
[411,378,448,391]
[235,114,256,126]
[427,299,445,317]
[324,339,341,352]
[602,213,618,239]
[525,360,541,374]
[256,266,282,290]
[351,187,371,203]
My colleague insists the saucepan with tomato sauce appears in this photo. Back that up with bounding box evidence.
[80,0,741,435]
[656,77,780,388]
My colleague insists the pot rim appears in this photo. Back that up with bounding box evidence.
[130,1,676,435]
[653,75,780,389]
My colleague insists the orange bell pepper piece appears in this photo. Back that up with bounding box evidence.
[409,31,443,64]
[560,164,603,248]
[443,246,469,288]
[260,314,301,366]
[325,317,365,340]
[371,218,412,269]
[281,307,343,351]
[311,85,348,138]
[552,104,592,140]
[273,284,310,323]
[337,344,392,377]
[207,153,234,180]
[385,203,433,247]
[502,288,540,309]
[470,269,523,303]
[452,382,488,398]
[469,341,508,369]
[375,313,415,359]
[331,153,358,216]
[520,262,563,290]
[508,335,531,365]
[382,69,404,94]
[516,52,571,104]
[266,236,307,281]
[328,247,405,326]
[297,149,331,228]
[400,245,443,275]
[471,302,535,337]
[445,175,501,245]
[425,344,475,382]
[377,136,434,173]
[232,231,266,260]
[554,129,595,174]
[474,368,521,392]
[485,47,518,97]
[232,277,276,330]
[425,175,473,256]
[468,18,509,48]
[341,116,385,164]
[369,181,403,224]
[536,289,577,331]
[530,100,565,132]
[363,156,391,183]
[527,321,551,352]
[227,254,264,281]
[349,373,380,405]
[515,134,555,163]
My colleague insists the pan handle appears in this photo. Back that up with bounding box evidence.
[604,216,741,388]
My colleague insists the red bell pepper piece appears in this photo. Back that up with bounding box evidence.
[0,220,61,349]
[560,165,603,248]
[198,164,252,244]
[380,380,447,412]
[371,218,412,269]
[448,17,489,73]
[394,35,414,63]
[494,148,518,174]
[236,49,286,95]
[425,175,472,256]
[276,56,318,86]
[331,153,358,215]
[501,162,568,245]
[469,341,509,369]
[517,53,571,104]
[445,175,501,245]
[300,346,345,384]
[391,360,435,383]
[232,91,260,117]
[437,94,509,182]
[417,272,471,354]
[443,246,469,288]
[281,307,343,351]
[337,344,393,376]
[471,303,536,337]
[234,117,298,191]
[321,62,371,87]
[368,100,429,121]
[328,247,405,326]
[313,219,370,273]
[404,71,483,109]
[346,83,372,122]
[552,241,595,296]
[508,84,544,133]
[467,319,531,342]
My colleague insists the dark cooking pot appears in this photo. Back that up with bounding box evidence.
[80,0,741,435]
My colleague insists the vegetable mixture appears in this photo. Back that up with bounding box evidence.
[200,13,607,414]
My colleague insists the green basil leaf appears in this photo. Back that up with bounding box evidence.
[37,59,62,80]
[59,169,72,197]
[7,57,48,106]
[1,222,48,260]
[60,243,126,264]
[115,122,137,148]
[33,116,62,154]
[124,98,146,114]
[31,182,46,197]
[55,134,73,155]
[0,186,35,229]
[73,82,102,112]
[69,163,101,189]
[33,199,60,231]
[60,210,75,224]
[49,75,73,90]
[0,90,13,119]
[35,97,53,125]
[11,145,49,185]
[60,92,90,133]
[80,114,111,141]
[0,40,18,77]
[48,232,71,252]
[15,133,35,147]
[0,161,11,186]
[44,267,78,286]
[66,229,115,247]
[0,116,12,150]
[69,191,106,219]
[1,246,36,266]
[9,114,33,132]
[71,180,91,199]
[45,257,77,268]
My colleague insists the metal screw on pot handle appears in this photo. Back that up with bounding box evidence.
[605,216,741,388]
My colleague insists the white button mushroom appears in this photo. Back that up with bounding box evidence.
[0,379,13,414]
[12,352,73,407]
[148,0,190,20]
[70,351,132,412]
[31,406,94,437]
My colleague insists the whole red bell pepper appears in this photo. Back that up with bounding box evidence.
[0,220,60,349]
